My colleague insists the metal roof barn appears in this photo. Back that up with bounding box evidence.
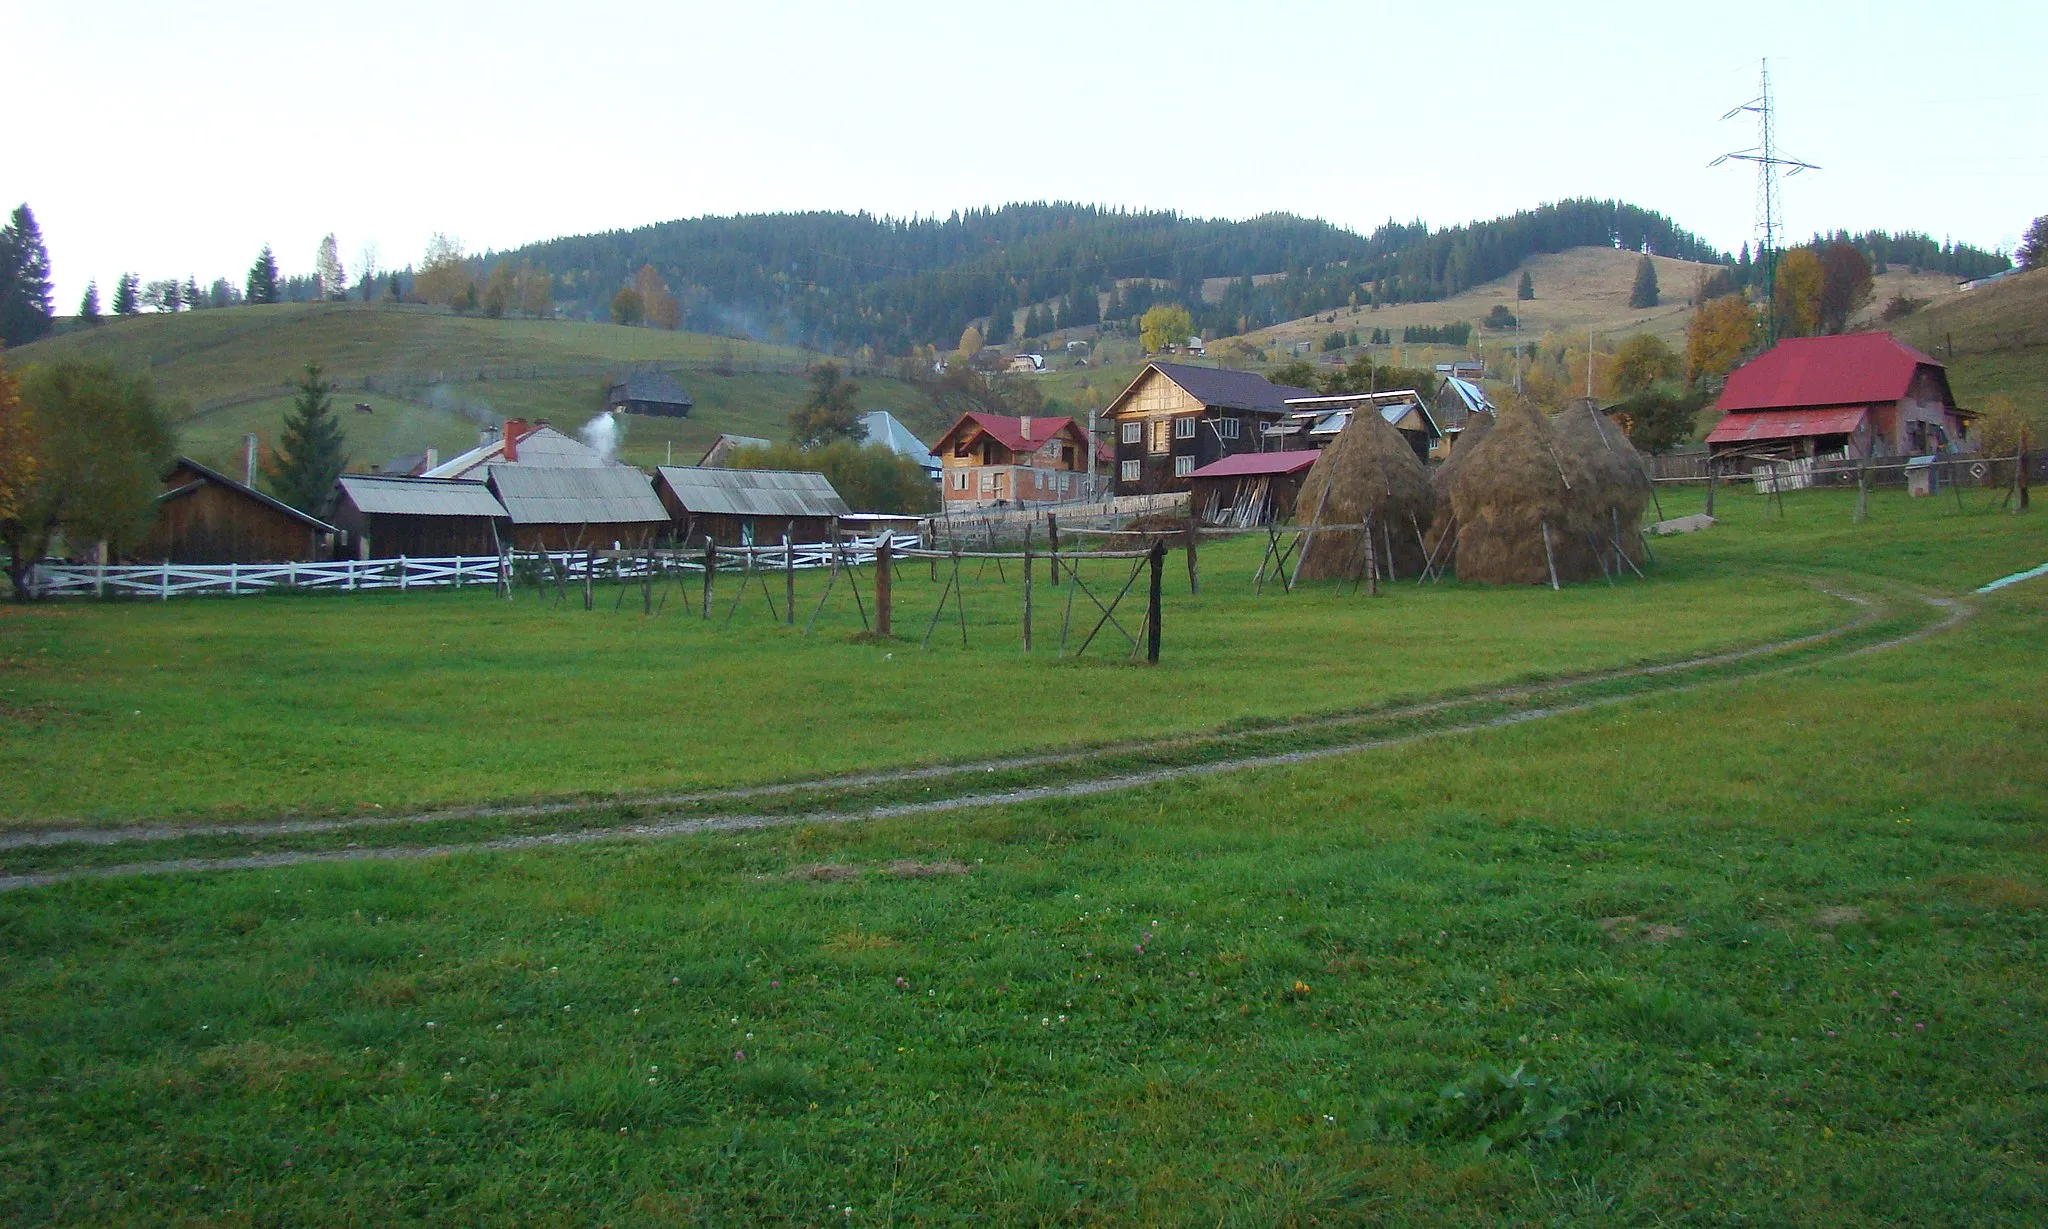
[488,466,670,525]
[654,467,851,518]
[335,475,510,519]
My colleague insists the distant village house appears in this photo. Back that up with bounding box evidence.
[606,372,694,418]
[932,412,1100,507]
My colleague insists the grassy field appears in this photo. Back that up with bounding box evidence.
[5,303,943,477]
[0,489,2043,1223]
[15,484,2041,829]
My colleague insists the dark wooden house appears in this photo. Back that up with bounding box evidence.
[654,466,851,545]
[606,372,694,418]
[331,474,509,558]
[1103,362,1313,496]
[132,458,337,563]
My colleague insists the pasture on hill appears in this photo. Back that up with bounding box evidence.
[6,303,944,476]
[1893,267,2048,410]
[0,487,2044,1224]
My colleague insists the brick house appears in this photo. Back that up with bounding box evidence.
[931,412,1102,507]
[1102,362,1313,496]
[1706,332,1976,459]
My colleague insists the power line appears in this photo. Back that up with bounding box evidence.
[1711,58,1820,344]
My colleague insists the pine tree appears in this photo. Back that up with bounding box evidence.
[983,297,1012,344]
[78,282,101,324]
[246,245,280,304]
[0,204,55,346]
[1516,270,1535,301]
[1628,256,1660,309]
[263,363,348,514]
[112,273,140,316]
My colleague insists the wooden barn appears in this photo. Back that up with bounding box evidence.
[132,458,337,564]
[1187,450,1319,527]
[654,466,851,545]
[331,474,509,558]
[1706,332,1976,460]
[486,465,672,551]
[606,372,694,418]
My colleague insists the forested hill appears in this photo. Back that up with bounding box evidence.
[480,200,2003,355]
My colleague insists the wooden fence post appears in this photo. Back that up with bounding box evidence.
[162,561,171,600]
[2021,426,2032,512]
[1146,541,1165,664]
[1046,513,1060,583]
[1703,459,1718,518]
[783,535,795,626]
[583,550,593,610]
[701,538,716,619]
[399,555,407,593]
[1022,538,1034,652]
[1184,517,1200,596]
[875,537,892,637]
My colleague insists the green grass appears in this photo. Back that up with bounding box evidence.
[1,553,2042,1223]
[3,489,1963,827]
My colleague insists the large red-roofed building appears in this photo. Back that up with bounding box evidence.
[1706,332,1974,459]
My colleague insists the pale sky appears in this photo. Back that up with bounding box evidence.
[6,0,2043,309]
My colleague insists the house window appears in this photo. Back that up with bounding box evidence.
[1059,473,1071,492]
[1121,421,1142,444]
[1149,418,1171,454]
[1173,416,1197,440]
[952,471,969,491]
[1174,455,1194,478]
[1218,417,1240,440]
[1120,459,1141,482]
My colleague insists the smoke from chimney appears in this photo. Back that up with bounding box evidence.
[243,433,258,485]
[580,410,624,463]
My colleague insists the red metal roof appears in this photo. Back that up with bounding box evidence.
[1714,332,1942,413]
[1705,406,1868,444]
[1187,450,1320,479]
[935,411,1082,453]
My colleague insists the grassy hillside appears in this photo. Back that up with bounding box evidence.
[1891,268,2048,410]
[7,303,941,474]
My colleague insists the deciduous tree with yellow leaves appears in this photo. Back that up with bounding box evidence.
[1773,248,1824,338]
[1686,295,1759,381]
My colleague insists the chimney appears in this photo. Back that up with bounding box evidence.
[479,424,500,448]
[503,418,528,462]
[1020,415,1033,441]
[243,433,258,486]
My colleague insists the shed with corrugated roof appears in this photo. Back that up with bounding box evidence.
[332,474,510,558]
[653,466,851,545]
[486,465,672,550]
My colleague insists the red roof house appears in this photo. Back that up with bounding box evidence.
[1706,332,1973,458]
[931,412,1102,506]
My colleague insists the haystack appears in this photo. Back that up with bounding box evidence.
[1447,398,1605,585]
[1550,398,1653,569]
[1424,409,1495,557]
[1292,406,1433,581]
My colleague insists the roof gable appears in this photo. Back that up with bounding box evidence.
[1109,362,1314,416]
[336,474,510,518]
[1715,332,1949,414]
[933,412,1084,454]
[163,458,338,533]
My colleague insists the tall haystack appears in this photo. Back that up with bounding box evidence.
[1293,406,1434,580]
[1447,398,1605,585]
[1424,409,1495,557]
[1550,398,1653,569]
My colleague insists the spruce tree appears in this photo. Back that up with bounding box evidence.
[79,281,101,324]
[112,273,140,316]
[246,245,280,304]
[0,204,55,346]
[264,363,348,513]
[1516,270,1535,301]
[983,298,1012,344]
[1629,256,1660,309]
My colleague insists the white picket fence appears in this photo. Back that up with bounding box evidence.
[25,534,920,600]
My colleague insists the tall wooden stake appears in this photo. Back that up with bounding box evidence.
[1362,514,1378,596]
[1047,513,1061,584]
[1540,520,1560,591]
[2020,426,2032,512]
[874,537,892,637]
[700,538,716,619]
[1184,517,1200,596]
[1146,541,1164,664]
[1022,539,1034,652]
[783,535,795,626]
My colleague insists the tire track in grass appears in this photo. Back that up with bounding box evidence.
[1,587,1887,852]
[0,591,1967,894]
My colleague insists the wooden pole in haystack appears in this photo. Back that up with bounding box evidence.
[1540,520,1560,591]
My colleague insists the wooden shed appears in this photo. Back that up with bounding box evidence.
[331,474,509,558]
[487,464,672,551]
[132,458,337,564]
[654,466,851,546]
[1187,450,1319,527]
[606,371,694,418]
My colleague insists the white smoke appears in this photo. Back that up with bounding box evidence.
[579,410,623,463]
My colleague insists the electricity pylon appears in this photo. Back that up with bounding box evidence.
[1711,59,1820,344]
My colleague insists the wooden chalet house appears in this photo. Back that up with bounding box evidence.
[1103,362,1312,497]
[1706,332,1975,460]
[931,412,1099,507]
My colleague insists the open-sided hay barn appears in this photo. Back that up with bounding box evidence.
[487,465,671,551]
[1187,450,1318,527]
[1291,410,1434,581]
[654,466,852,546]
[132,458,337,564]
[331,474,509,559]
